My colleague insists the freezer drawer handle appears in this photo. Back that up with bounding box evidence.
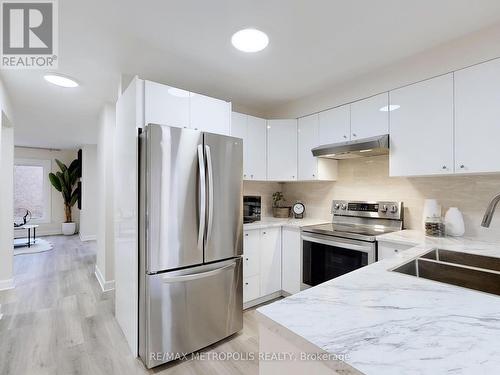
[205,145,214,243]
[161,262,236,283]
[197,145,206,251]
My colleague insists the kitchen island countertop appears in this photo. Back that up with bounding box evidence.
[257,238,500,374]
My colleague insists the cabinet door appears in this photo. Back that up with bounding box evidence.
[298,114,318,180]
[455,59,500,173]
[231,112,248,178]
[243,275,260,303]
[243,230,260,278]
[318,104,350,144]
[281,227,301,295]
[144,81,190,128]
[267,119,297,181]
[350,93,389,139]
[260,227,281,296]
[389,74,454,176]
[190,93,231,135]
[246,115,267,180]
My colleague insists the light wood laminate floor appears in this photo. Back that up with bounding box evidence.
[0,235,261,375]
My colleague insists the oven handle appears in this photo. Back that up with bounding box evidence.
[301,234,373,253]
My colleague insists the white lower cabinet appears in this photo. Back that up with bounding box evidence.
[281,227,302,295]
[260,227,282,296]
[242,227,282,305]
[378,241,415,260]
[243,229,260,278]
[243,275,260,303]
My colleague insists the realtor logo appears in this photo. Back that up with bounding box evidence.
[1,0,58,68]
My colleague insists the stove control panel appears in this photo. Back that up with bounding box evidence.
[331,200,403,220]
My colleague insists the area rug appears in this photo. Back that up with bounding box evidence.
[13,238,53,255]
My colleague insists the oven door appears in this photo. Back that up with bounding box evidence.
[301,232,376,287]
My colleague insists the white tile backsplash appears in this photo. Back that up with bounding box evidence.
[246,155,500,241]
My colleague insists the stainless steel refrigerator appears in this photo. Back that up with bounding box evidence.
[138,124,243,369]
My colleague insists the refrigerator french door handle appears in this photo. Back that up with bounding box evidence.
[161,262,236,283]
[197,145,206,251]
[205,144,214,243]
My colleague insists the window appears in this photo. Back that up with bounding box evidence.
[14,158,51,224]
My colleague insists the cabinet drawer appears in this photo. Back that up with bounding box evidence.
[378,242,414,260]
[243,275,260,303]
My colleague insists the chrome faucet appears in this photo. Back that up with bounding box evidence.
[481,193,500,227]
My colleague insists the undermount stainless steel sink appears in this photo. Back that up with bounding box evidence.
[392,249,500,296]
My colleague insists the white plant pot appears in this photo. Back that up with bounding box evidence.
[62,222,76,236]
[444,207,465,237]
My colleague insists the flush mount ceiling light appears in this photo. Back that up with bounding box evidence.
[379,104,400,112]
[231,28,269,52]
[44,73,79,88]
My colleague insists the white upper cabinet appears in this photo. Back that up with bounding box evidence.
[350,93,389,139]
[144,81,190,128]
[318,104,350,144]
[231,112,248,177]
[246,115,267,180]
[231,112,267,180]
[389,74,454,177]
[298,114,319,180]
[231,112,247,139]
[190,93,231,135]
[267,119,297,181]
[454,59,500,174]
[298,114,337,181]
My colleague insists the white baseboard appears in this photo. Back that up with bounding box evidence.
[0,278,15,291]
[79,233,97,242]
[94,265,115,292]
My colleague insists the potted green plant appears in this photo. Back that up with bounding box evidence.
[272,192,290,218]
[48,159,80,235]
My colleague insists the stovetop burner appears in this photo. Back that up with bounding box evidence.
[301,200,404,242]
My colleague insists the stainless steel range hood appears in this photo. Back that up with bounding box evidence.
[312,134,389,159]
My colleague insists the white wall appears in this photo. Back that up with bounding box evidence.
[13,147,79,237]
[114,77,142,355]
[267,23,500,118]
[0,76,15,291]
[0,118,14,290]
[96,104,115,291]
[79,145,98,241]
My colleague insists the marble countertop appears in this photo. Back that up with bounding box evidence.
[377,229,500,256]
[243,217,328,230]
[257,239,500,374]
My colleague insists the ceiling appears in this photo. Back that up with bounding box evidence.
[3,0,500,149]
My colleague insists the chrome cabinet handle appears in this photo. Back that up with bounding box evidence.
[197,145,206,251]
[162,263,236,283]
[205,145,214,243]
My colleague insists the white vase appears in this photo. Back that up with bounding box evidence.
[62,222,76,236]
[422,199,441,229]
[444,207,465,237]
